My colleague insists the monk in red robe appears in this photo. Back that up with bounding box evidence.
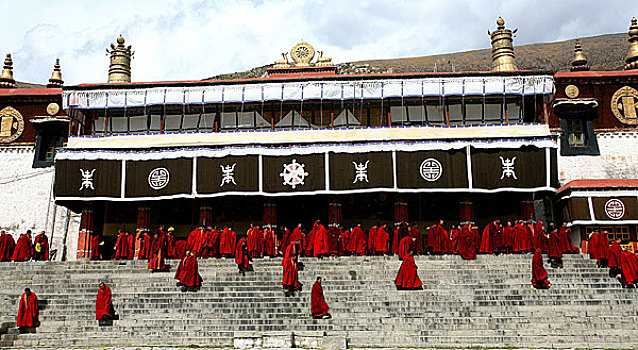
[306,221,319,256]
[409,225,422,254]
[340,228,350,255]
[374,224,390,255]
[346,224,366,256]
[367,226,377,255]
[558,223,577,254]
[282,241,301,296]
[113,230,131,260]
[288,224,304,255]
[247,224,260,257]
[173,240,187,260]
[311,276,331,319]
[17,288,39,332]
[219,226,236,258]
[327,224,341,256]
[548,223,563,268]
[313,221,329,258]
[96,282,117,321]
[12,231,33,262]
[0,230,16,261]
[608,238,623,278]
[619,249,638,288]
[398,236,415,261]
[264,226,276,257]
[199,227,215,258]
[531,248,551,289]
[148,229,167,272]
[596,231,611,268]
[32,231,49,261]
[450,225,460,254]
[187,227,205,257]
[392,225,400,255]
[425,225,435,254]
[235,237,253,274]
[432,221,448,255]
[395,249,422,290]
[175,251,202,291]
[457,223,477,260]
[502,222,514,254]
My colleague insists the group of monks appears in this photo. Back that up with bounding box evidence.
[0,230,51,262]
[590,233,638,288]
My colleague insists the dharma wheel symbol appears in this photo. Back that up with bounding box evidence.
[280,159,308,189]
[604,199,625,220]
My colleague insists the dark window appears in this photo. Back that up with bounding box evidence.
[559,118,600,156]
[33,121,68,168]
[565,119,585,147]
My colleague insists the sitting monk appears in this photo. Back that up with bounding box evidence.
[179,251,202,292]
[311,276,332,319]
[531,248,551,289]
[394,249,422,290]
[17,288,39,332]
[235,237,253,275]
[96,282,117,322]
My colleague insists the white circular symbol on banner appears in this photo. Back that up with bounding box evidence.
[148,167,170,190]
[419,158,443,182]
[604,199,625,220]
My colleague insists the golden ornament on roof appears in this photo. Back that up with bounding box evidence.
[290,41,315,67]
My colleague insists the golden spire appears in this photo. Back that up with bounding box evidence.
[625,17,638,70]
[106,35,134,83]
[47,58,64,88]
[488,17,518,71]
[0,53,17,88]
[570,39,589,72]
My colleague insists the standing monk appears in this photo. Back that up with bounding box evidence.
[596,231,611,268]
[187,227,205,257]
[313,221,329,258]
[96,282,117,321]
[282,241,301,296]
[531,249,551,289]
[327,224,341,256]
[311,276,331,319]
[558,222,577,254]
[398,236,415,261]
[12,230,33,262]
[409,225,422,254]
[264,225,276,257]
[0,230,16,261]
[113,230,131,260]
[548,224,563,268]
[148,229,167,272]
[374,224,390,255]
[619,249,638,288]
[235,237,253,274]
[306,220,319,256]
[33,231,49,261]
[219,226,236,258]
[367,226,378,255]
[608,238,623,279]
[16,288,39,332]
[394,249,422,290]
[176,251,202,291]
[346,224,366,256]
[457,222,477,260]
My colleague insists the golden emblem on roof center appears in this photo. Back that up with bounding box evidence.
[290,41,315,66]
[611,86,638,125]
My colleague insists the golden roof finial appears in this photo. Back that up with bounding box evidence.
[47,58,64,88]
[106,34,134,83]
[571,39,589,72]
[489,17,518,71]
[0,53,17,88]
[625,17,638,70]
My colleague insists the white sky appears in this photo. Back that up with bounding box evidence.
[2,0,637,85]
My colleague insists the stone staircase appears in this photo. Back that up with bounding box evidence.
[1,254,637,349]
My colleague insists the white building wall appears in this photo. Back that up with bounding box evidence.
[0,146,80,261]
[558,130,638,185]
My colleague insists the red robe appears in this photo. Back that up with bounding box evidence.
[235,238,251,270]
[289,227,304,254]
[113,232,131,260]
[502,225,514,250]
[596,232,610,264]
[247,227,260,257]
[479,225,491,254]
[200,229,215,258]
[181,254,202,287]
[313,224,329,257]
[340,229,350,255]
[409,226,422,254]
[450,228,460,254]
[264,228,276,256]
[33,232,49,261]
[166,232,176,259]
[12,234,33,261]
[346,226,366,255]
[0,232,15,261]
[219,228,236,256]
[513,224,532,253]
[311,280,330,317]
[96,285,116,320]
[306,221,319,256]
[174,240,187,259]
[609,242,622,269]
[17,292,39,327]
[327,226,341,256]
[281,244,299,290]
[174,256,187,282]
[558,227,577,254]
[398,236,413,261]
[391,227,400,254]
[394,253,422,289]
[620,251,638,286]
[374,226,390,253]
[425,226,435,251]
[548,229,562,259]
[433,224,447,254]
[531,249,550,288]
[368,227,377,254]
[187,228,205,256]
[458,226,477,260]
[148,234,167,271]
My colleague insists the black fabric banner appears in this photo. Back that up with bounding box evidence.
[197,156,259,194]
[329,152,393,190]
[471,147,546,189]
[396,150,468,189]
[262,154,325,193]
[125,159,192,197]
[55,160,121,198]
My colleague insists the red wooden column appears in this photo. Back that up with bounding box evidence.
[394,201,408,225]
[521,200,536,221]
[76,204,94,259]
[199,205,213,227]
[134,206,151,259]
[459,200,474,223]
[328,201,343,225]
[263,203,277,228]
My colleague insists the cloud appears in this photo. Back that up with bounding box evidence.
[1,0,636,85]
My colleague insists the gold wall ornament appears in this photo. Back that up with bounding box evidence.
[47,103,60,116]
[290,41,315,67]
[0,106,25,143]
[611,86,638,125]
[565,85,580,99]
